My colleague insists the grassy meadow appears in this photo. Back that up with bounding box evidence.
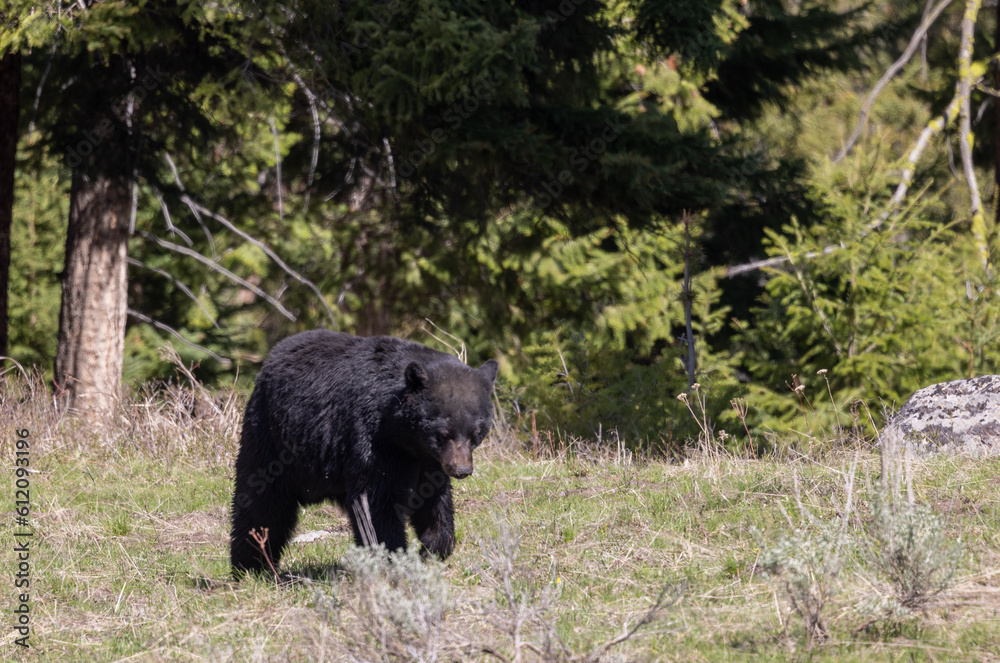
[2,375,1000,661]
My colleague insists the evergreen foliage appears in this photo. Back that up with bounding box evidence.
[8,0,1000,447]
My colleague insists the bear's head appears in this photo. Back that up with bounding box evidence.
[402,357,499,479]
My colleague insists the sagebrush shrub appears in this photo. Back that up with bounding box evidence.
[759,523,848,645]
[872,499,961,613]
[324,545,451,662]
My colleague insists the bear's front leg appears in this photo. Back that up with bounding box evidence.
[410,481,455,559]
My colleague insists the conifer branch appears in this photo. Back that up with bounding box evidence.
[835,0,954,163]
[789,258,844,357]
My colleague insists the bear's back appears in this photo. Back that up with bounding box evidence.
[264,329,450,375]
[258,330,465,405]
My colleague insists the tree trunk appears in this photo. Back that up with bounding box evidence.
[54,170,131,422]
[0,51,20,362]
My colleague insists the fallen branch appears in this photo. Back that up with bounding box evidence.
[584,582,685,663]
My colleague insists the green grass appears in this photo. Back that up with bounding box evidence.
[2,379,1000,660]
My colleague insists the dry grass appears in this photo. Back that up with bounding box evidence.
[1,373,999,660]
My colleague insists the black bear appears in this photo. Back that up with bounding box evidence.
[230,329,498,576]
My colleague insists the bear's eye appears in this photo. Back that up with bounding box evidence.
[436,429,451,443]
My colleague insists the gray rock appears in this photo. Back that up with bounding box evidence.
[879,375,1000,457]
[290,530,333,544]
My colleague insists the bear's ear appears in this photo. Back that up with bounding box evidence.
[479,359,499,384]
[405,361,429,391]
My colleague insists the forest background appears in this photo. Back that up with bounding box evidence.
[3,0,1000,450]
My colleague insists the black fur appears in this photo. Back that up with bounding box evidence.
[230,330,498,576]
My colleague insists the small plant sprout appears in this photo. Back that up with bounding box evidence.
[678,384,714,449]
[786,374,812,426]
[730,397,753,452]
[816,368,842,432]
[248,528,281,583]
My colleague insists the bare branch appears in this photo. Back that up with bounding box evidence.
[584,582,685,663]
[151,187,193,247]
[326,156,357,202]
[127,257,219,328]
[28,39,58,135]
[957,0,988,268]
[921,0,933,82]
[383,137,397,191]
[269,116,284,222]
[290,70,322,213]
[883,94,961,224]
[126,309,232,366]
[160,154,337,327]
[179,199,337,327]
[163,153,216,256]
[682,213,696,388]
[723,244,842,278]
[835,0,954,163]
[727,19,971,281]
[127,61,138,234]
[138,231,297,321]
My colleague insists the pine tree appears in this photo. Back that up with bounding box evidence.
[18,1,281,421]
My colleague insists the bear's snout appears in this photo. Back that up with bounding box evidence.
[446,463,474,479]
[441,440,474,479]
